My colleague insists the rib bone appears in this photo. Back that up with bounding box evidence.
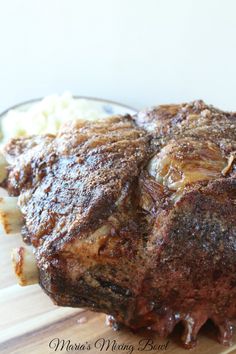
[0,197,23,234]
[11,246,39,286]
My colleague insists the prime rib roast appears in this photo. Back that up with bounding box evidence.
[2,100,236,348]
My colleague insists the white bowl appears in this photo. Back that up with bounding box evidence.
[0,96,137,119]
[0,95,137,141]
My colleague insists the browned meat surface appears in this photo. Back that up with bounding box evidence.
[3,101,236,348]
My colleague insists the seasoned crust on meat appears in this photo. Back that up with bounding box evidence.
[4,116,150,248]
[3,101,236,349]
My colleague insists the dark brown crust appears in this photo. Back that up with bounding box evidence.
[3,101,236,349]
[134,100,236,155]
[5,116,150,248]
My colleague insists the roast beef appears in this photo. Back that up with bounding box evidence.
[3,101,236,348]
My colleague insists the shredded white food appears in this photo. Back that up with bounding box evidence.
[1,92,111,142]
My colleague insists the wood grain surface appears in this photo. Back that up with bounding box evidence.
[1,234,236,354]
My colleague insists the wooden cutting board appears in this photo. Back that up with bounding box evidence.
[1,234,236,354]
